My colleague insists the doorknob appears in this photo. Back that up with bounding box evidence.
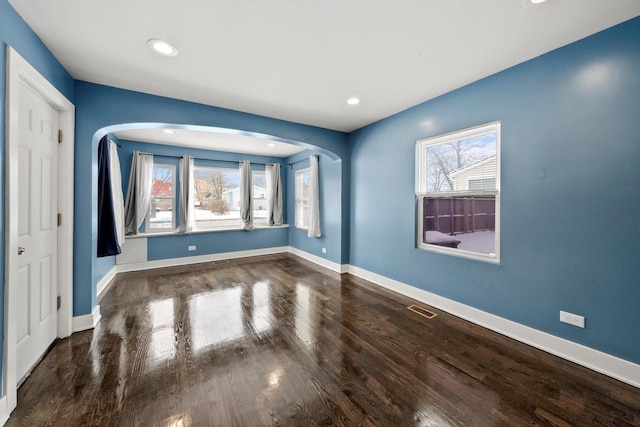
[18,247,25,255]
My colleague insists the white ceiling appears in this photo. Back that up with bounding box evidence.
[9,0,640,137]
[114,128,305,158]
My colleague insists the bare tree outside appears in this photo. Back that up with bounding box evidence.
[192,168,240,217]
[193,171,224,201]
[426,135,496,192]
[152,167,173,196]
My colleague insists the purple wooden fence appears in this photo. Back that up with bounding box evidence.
[423,196,495,235]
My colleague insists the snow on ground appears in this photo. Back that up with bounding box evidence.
[456,230,495,254]
[150,209,267,229]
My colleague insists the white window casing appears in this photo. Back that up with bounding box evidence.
[416,121,501,263]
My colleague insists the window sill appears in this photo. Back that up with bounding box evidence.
[417,242,500,264]
[126,224,289,239]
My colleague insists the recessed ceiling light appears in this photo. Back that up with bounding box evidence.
[163,129,175,134]
[347,97,360,105]
[267,143,276,147]
[148,39,178,57]
[529,0,547,3]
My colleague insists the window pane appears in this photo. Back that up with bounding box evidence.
[295,169,310,228]
[193,167,241,228]
[422,196,496,255]
[253,171,267,224]
[425,133,497,192]
[152,166,174,196]
[148,165,175,231]
[149,197,174,230]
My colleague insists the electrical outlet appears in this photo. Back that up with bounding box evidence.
[560,310,585,328]
[321,248,327,254]
[188,245,196,251]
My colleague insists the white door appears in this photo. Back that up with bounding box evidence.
[16,80,59,381]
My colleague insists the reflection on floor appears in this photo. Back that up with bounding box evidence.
[6,254,640,426]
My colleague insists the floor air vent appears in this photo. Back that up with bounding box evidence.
[407,304,437,319]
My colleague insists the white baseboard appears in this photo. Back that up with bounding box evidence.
[97,265,118,301]
[346,264,640,389]
[73,305,101,333]
[287,246,347,273]
[115,246,289,273]
[0,395,8,426]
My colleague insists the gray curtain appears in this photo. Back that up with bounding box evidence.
[108,140,125,246]
[124,151,154,235]
[239,160,253,230]
[307,155,321,237]
[266,163,283,226]
[179,155,195,233]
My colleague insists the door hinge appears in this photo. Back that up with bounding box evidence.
[58,129,63,144]
[57,296,61,310]
[57,212,62,227]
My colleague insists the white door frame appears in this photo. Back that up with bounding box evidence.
[2,47,75,420]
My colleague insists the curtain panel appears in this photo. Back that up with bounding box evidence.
[307,155,321,237]
[239,160,253,230]
[124,151,154,235]
[109,140,125,247]
[97,136,121,257]
[266,163,283,226]
[179,155,195,233]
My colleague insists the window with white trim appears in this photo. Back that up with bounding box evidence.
[193,166,241,229]
[146,163,176,232]
[295,168,310,229]
[416,121,500,263]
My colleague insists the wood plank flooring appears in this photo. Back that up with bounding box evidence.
[6,254,640,426]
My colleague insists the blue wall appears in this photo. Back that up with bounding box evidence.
[348,17,640,364]
[4,0,640,388]
[286,151,343,264]
[116,139,289,259]
[73,81,348,316]
[0,0,74,391]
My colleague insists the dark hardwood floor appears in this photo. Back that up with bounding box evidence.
[6,254,640,426]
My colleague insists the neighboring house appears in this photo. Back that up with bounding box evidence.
[152,178,172,197]
[449,155,497,191]
[151,178,173,211]
[222,185,268,211]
